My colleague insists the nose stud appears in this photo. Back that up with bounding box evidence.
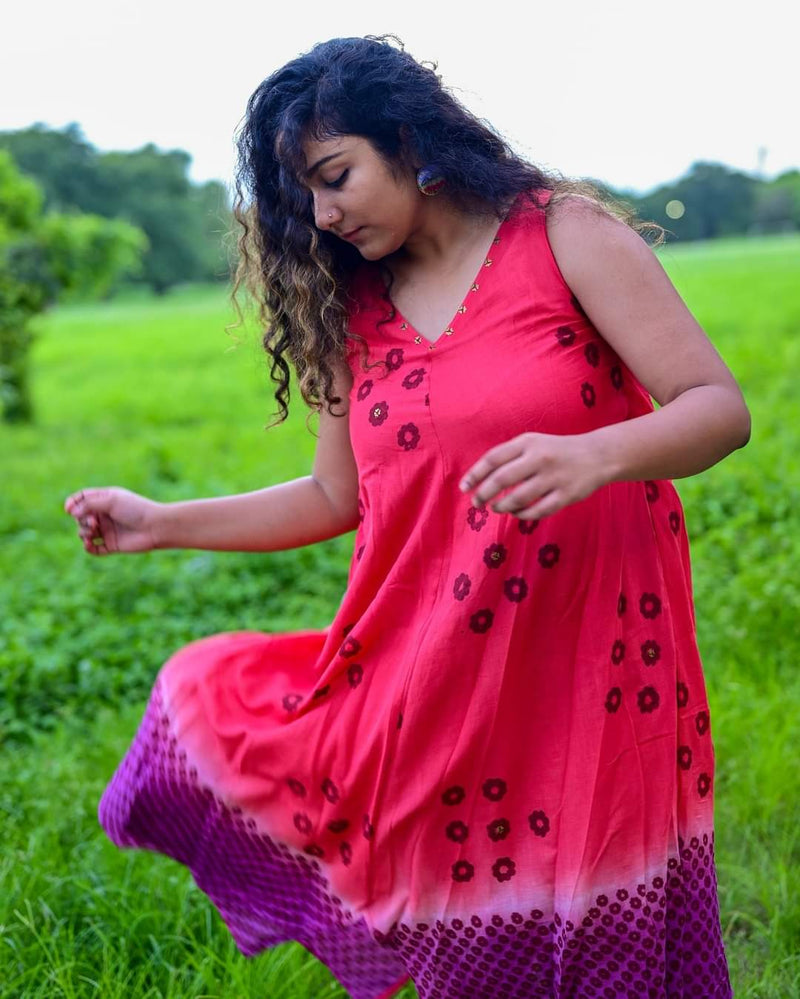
[328,212,333,219]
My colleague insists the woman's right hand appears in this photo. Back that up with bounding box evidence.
[64,487,163,556]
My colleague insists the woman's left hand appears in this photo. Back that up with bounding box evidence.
[459,431,610,521]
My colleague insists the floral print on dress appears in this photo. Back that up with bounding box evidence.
[469,609,494,633]
[446,820,469,843]
[356,379,373,402]
[641,640,661,665]
[442,786,466,806]
[503,577,528,602]
[611,640,625,665]
[538,544,560,568]
[640,593,662,619]
[347,663,363,688]
[696,710,710,735]
[610,365,623,390]
[605,687,622,713]
[487,818,510,842]
[518,518,539,534]
[637,686,660,713]
[452,860,474,882]
[581,383,596,408]
[402,368,426,390]
[385,348,404,371]
[492,857,516,882]
[584,342,600,367]
[368,401,389,426]
[397,423,420,451]
[339,637,362,658]
[482,778,507,802]
[677,681,690,708]
[555,326,576,346]
[528,810,550,837]
[453,573,471,601]
[467,505,489,532]
[669,510,681,534]
[483,543,508,569]
[677,746,693,770]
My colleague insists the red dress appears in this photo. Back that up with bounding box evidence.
[99,191,732,998]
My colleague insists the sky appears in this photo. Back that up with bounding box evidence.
[2,0,798,197]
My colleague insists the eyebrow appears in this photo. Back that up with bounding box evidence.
[305,152,344,178]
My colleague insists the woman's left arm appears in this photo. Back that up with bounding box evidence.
[460,197,751,519]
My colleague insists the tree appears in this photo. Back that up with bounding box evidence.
[0,152,146,422]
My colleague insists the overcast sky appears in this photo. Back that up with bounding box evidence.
[3,0,797,196]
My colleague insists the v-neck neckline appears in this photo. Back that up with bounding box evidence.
[373,204,517,351]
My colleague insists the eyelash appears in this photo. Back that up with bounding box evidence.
[325,169,349,189]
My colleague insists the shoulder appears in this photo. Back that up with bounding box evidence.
[543,194,654,292]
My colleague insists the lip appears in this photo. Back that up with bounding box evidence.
[339,226,364,242]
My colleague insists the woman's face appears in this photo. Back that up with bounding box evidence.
[299,134,422,260]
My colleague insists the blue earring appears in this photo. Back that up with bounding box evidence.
[416,165,446,196]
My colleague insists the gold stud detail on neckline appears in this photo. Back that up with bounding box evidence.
[492,236,501,245]
[457,305,467,314]
[400,322,409,330]
[484,258,493,267]
[414,335,422,344]
[471,282,479,292]
[444,327,454,336]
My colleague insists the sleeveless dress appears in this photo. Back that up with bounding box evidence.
[99,191,732,998]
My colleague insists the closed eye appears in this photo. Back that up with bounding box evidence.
[326,169,349,189]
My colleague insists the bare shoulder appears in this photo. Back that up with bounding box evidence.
[544,194,652,285]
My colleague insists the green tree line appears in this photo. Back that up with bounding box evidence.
[0,123,232,295]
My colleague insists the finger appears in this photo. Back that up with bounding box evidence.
[470,455,538,507]
[460,438,527,494]
[491,475,547,513]
[514,490,566,521]
[65,487,114,518]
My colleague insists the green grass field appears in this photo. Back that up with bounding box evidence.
[1,234,799,997]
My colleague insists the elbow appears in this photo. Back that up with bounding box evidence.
[733,401,752,451]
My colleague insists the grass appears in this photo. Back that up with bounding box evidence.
[1,235,799,996]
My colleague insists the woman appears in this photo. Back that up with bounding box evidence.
[65,35,749,999]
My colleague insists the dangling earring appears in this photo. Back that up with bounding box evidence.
[416,165,446,196]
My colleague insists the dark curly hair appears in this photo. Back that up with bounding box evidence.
[231,34,659,429]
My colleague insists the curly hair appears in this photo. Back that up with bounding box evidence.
[230,34,661,430]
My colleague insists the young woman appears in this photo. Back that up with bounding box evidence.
[65,35,749,999]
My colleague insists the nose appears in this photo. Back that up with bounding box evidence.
[313,191,342,231]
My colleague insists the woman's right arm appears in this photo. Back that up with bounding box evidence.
[65,362,360,556]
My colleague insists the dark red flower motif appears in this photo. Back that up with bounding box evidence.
[611,640,625,665]
[618,593,627,616]
[605,687,622,713]
[287,778,306,797]
[637,686,660,713]
[424,393,429,406]
[342,621,355,637]
[356,544,365,561]
[641,640,661,666]
[294,812,312,834]
[446,820,469,843]
[402,367,426,389]
[640,593,662,619]
[442,785,466,806]
[677,681,689,708]
[362,814,374,839]
[397,422,420,451]
[669,511,681,535]
[697,773,711,798]
[368,401,389,426]
[312,684,330,700]
[483,543,508,569]
[453,573,472,601]
[492,857,517,882]
[503,576,529,602]
[487,818,511,842]
[482,778,507,802]
[467,505,489,532]
[555,326,576,346]
[452,860,475,883]
[695,710,710,735]
[528,810,550,837]
[282,693,303,712]
[581,382,596,408]
[538,543,560,569]
[616,889,629,902]
[357,379,373,401]
[303,843,324,858]
[340,841,352,865]
[321,778,340,803]
[610,365,623,390]
[327,819,350,833]
[518,518,539,534]
[385,348,404,371]
[645,480,660,503]
[339,636,361,658]
[347,663,363,688]
[469,609,494,633]
[677,746,692,771]
[584,343,600,367]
